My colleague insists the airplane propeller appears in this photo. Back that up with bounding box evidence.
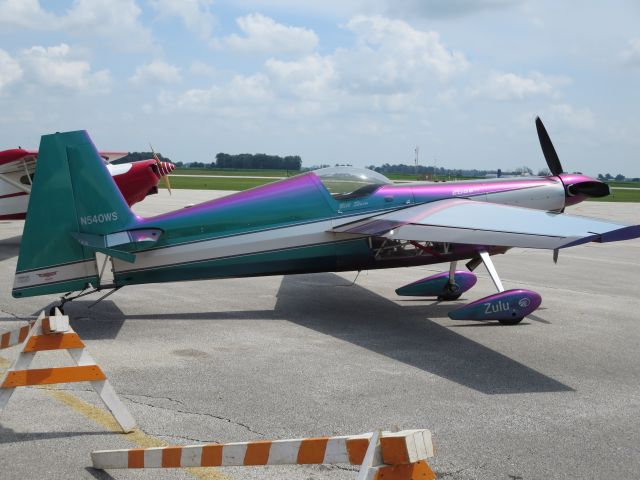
[535,116,609,197]
[535,116,610,265]
[149,143,172,195]
[535,116,563,176]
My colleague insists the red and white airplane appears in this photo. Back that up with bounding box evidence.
[0,147,175,220]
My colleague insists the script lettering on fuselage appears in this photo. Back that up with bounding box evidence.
[339,200,369,209]
[79,211,119,226]
[452,187,480,196]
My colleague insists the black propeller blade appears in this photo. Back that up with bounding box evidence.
[535,116,564,176]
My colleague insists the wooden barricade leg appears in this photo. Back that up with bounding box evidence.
[0,310,135,432]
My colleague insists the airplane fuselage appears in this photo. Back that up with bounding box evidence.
[106,172,587,289]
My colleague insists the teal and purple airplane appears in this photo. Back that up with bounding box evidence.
[12,119,640,324]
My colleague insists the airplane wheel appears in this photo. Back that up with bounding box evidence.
[438,284,462,301]
[498,316,523,325]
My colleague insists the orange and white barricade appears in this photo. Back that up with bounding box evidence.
[0,309,135,432]
[92,429,436,479]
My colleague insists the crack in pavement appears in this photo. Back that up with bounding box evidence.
[0,308,30,321]
[120,391,188,407]
[144,431,223,444]
[121,394,264,436]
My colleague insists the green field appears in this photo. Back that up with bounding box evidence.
[588,188,640,202]
[174,168,291,177]
[605,181,640,188]
[167,175,276,190]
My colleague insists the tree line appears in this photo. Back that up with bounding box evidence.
[113,152,302,171]
[214,153,302,170]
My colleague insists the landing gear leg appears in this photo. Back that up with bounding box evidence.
[479,251,505,293]
[437,261,462,301]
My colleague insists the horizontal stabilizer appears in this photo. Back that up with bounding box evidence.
[71,229,163,263]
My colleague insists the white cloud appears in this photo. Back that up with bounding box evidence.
[341,15,469,85]
[621,38,640,67]
[63,0,154,52]
[213,13,319,56]
[0,0,53,27]
[189,60,218,78]
[158,74,273,115]
[0,48,22,91]
[549,104,595,130]
[384,0,523,18]
[149,0,215,39]
[20,44,111,93]
[130,61,181,85]
[470,71,570,100]
[167,15,469,120]
[0,0,154,52]
[266,54,336,99]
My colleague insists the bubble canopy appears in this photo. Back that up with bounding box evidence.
[312,166,392,198]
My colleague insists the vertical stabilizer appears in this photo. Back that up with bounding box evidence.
[13,130,136,298]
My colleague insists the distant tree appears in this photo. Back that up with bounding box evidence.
[537,168,552,176]
[597,173,605,180]
[615,174,625,181]
[514,166,533,175]
[604,173,613,180]
[175,161,184,168]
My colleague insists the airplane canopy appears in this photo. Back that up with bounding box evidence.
[312,166,392,197]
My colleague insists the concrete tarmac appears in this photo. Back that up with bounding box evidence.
[0,190,639,479]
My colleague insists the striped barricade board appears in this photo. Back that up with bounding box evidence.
[92,429,435,479]
[0,310,135,432]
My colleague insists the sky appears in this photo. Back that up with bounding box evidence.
[0,0,639,177]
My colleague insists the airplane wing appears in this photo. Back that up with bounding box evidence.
[0,148,37,175]
[332,198,640,250]
[100,151,129,162]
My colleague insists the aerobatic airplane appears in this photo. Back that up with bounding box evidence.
[0,147,175,220]
[11,119,639,323]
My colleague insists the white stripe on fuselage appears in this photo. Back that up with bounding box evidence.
[111,213,377,274]
[13,259,97,289]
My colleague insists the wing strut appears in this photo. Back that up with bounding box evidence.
[479,250,505,293]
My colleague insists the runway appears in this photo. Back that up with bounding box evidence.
[0,189,639,479]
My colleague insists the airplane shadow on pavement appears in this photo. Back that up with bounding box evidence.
[0,235,21,262]
[55,272,573,395]
[273,273,572,395]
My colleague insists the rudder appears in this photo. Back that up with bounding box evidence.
[13,130,136,298]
